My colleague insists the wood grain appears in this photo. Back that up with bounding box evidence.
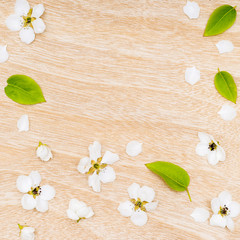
[0,0,240,239]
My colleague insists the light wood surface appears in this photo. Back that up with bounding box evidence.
[0,0,240,239]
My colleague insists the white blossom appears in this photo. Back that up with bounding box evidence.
[0,45,9,63]
[67,199,94,222]
[185,66,200,85]
[77,141,119,192]
[191,207,210,222]
[183,1,200,19]
[196,132,225,165]
[17,114,29,132]
[6,0,46,44]
[16,171,55,212]
[210,191,240,231]
[126,141,143,157]
[118,183,158,226]
[216,40,234,54]
[36,142,52,161]
[19,225,35,240]
[218,104,237,121]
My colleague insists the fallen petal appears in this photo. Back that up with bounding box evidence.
[216,40,234,54]
[17,114,29,132]
[126,141,143,157]
[218,104,236,121]
[0,45,9,63]
[191,207,210,222]
[185,66,200,85]
[183,1,200,19]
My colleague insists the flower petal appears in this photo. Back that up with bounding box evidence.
[36,197,48,212]
[185,66,200,85]
[19,27,35,44]
[216,40,234,54]
[226,217,234,231]
[6,14,23,31]
[99,166,116,183]
[29,171,41,187]
[139,186,155,202]
[88,141,101,161]
[219,191,232,206]
[211,198,221,214]
[130,210,148,226]
[85,207,94,218]
[218,104,237,121]
[145,201,158,212]
[210,214,227,228]
[0,45,9,63]
[117,201,134,217]
[229,201,240,218]
[190,207,210,222]
[76,206,90,218]
[198,132,212,143]
[67,209,79,220]
[128,183,140,200]
[88,172,101,192]
[69,199,86,212]
[126,141,143,157]
[183,1,200,19]
[40,185,55,201]
[207,151,219,165]
[216,146,225,162]
[32,18,46,34]
[195,143,209,156]
[77,157,91,174]
[32,4,45,18]
[16,175,32,193]
[21,194,36,210]
[101,151,119,164]
[15,0,30,16]
[17,114,29,132]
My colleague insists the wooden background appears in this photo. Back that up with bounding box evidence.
[0,0,240,239]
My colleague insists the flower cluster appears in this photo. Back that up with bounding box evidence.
[77,141,119,192]
[16,171,55,212]
[6,0,46,44]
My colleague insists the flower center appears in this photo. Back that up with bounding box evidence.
[218,205,229,217]
[28,186,41,199]
[22,9,36,28]
[131,198,148,211]
[87,157,107,175]
[208,141,217,151]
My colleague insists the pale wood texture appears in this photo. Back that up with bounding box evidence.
[0,0,240,239]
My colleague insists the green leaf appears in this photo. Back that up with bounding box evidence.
[204,5,237,37]
[145,161,191,201]
[214,70,237,103]
[5,75,46,105]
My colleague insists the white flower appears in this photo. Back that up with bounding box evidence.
[185,66,200,85]
[6,0,46,44]
[191,207,210,222]
[126,141,143,157]
[196,132,225,165]
[18,224,35,240]
[67,199,94,222]
[183,1,200,19]
[216,40,234,54]
[36,142,52,161]
[210,191,240,231]
[17,114,29,132]
[118,183,158,226]
[218,104,237,121]
[77,141,119,192]
[16,171,55,212]
[0,45,9,63]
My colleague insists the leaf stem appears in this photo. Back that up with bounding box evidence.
[218,68,220,73]
[186,188,192,202]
